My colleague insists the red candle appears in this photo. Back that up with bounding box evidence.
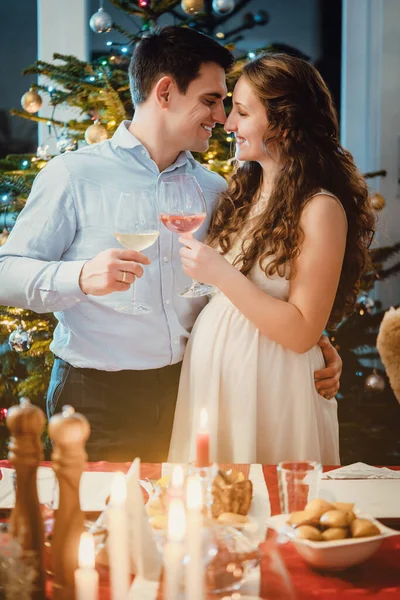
[196,408,210,468]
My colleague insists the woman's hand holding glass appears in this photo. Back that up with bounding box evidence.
[158,173,214,298]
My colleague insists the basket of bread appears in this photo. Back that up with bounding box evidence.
[146,468,254,530]
[268,497,400,571]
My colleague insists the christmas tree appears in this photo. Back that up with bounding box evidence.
[1,0,400,462]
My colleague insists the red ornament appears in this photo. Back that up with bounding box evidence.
[139,0,148,6]
[0,407,8,422]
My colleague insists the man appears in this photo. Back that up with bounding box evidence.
[0,26,341,461]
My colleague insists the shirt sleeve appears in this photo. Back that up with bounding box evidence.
[0,155,89,313]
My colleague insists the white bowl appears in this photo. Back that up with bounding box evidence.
[267,512,400,571]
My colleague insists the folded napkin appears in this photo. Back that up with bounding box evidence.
[0,467,117,510]
[126,458,162,581]
[321,462,400,479]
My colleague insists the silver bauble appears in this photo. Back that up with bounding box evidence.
[56,130,78,153]
[21,89,43,114]
[212,0,235,15]
[181,0,204,15]
[365,371,386,392]
[8,326,32,353]
[89,7,113,33]
[85,121,108,145]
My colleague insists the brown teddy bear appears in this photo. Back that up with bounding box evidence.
[376,307,400,404]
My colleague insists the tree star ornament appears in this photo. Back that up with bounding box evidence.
[181,0,204,16]
[85,121,108,145]
[212,0,235,16]
[21,89,42,114]
[89,6,113,33]
[8,325,32,353]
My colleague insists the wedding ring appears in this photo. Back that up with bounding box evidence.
[121,271,128,283]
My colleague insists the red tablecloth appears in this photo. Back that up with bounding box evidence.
[1,461,400,599]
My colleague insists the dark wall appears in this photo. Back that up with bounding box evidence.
[0,1,38,157]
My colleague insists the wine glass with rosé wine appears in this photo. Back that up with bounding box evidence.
[158,173,214,298]
[114,190,159,315]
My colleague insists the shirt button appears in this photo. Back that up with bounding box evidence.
[165,299,171,305]
[75,299,81,303]
[141,149,146,156]
[174,339,179,345]
[163,257,168,263]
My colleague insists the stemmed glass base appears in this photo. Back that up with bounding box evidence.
[114,301,152,315]
[180,281,214,298]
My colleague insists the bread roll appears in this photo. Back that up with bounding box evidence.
[350,518,380,538]
[287,510,320,528]
[304,498,334,519]
[320,509,351,528]
[321,527,348,541]
[295,525,323,541]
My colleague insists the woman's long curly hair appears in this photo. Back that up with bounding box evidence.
[207,53,376,329]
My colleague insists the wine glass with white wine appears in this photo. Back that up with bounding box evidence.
[114,190,159,315]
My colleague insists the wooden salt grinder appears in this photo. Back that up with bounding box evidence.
[48,405,90,600]
[6,397,46,599]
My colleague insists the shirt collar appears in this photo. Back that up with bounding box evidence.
[111,120,196,169]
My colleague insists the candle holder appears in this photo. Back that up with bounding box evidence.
[187,462,219,521]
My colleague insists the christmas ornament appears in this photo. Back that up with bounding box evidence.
[89,6,112,33]
[371,192,385,211]
[357,293,375,314]
[181,0,204,16]
[0,407,7,422]
[8,326,32,353]
[212,0,235,15]
[0,228,9,247]
[36,145,51,161]
[56,129,78,154]
[364,370,386,393]
[21,89,42,114]
[85,121,108,145]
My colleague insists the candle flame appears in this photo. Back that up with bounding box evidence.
[171,465,184,488]
[110,471,126,506]
[167,498,186,542]
[186,476,203,511]
[78,532,95,569]
[199,408,208,432]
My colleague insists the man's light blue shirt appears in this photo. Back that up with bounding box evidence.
[0,121,227,370]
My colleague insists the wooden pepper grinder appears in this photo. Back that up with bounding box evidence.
[6,397,47,599]
[48,405,90,600]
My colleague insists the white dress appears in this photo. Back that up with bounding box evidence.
[168,191,341,465]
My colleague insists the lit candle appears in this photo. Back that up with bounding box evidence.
[75,532,99,600]
[185,477,204,600]
[168,465,185,504]
[107,472,130,600]
[164,498,186,600]
[196,408,210,468]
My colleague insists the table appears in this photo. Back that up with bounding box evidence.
[1,462,400,599]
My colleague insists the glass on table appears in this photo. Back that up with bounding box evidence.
[158,173,214,298]
[277,461,322,514]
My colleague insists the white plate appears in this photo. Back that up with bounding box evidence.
[267,512,400,571]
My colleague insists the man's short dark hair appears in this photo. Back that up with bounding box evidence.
[129,26,234,105]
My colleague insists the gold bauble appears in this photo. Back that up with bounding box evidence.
[84,122,108,145]
[0,228,9,247]
[21,89,43,113]
[181,0,204,15]
[371,192,385,211]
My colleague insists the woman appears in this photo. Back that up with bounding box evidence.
[168,54,375,465]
